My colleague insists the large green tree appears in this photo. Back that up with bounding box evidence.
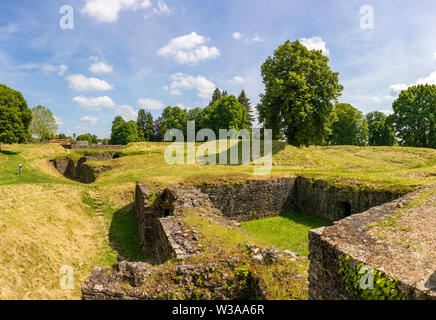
[329,103,368,146]
[203,95,248,135]
[137,109,154,141]
[392,84,436,148]
[257,40,343,146]
[110,116,139,145]
[161,106,189,138]
[188,107,205,134]
[29,105,58,141]
[366,111,396,146]
[0,84,32,148]
[238,90,255,127]
[76,133,98,144]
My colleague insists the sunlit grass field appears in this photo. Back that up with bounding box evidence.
[241,212,332,256]
[0,141,436,299]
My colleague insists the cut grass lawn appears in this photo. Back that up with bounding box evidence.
[241,212,332,256]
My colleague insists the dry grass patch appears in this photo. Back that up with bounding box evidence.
[0,184,116,299]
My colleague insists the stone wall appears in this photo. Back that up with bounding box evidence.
[200,177,295,221]
[134,178,404,265]
[54,152,118,184]
[82,259,266,300]
[308,189,436,300]
[64,144,125,149]
[199,176,401,222]
[134,184,204,263]
[293,177,399,221]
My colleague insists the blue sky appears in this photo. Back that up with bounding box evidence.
[1,0,436,138]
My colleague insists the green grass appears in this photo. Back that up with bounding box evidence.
[1,141,436,299]
[241,211,332,256]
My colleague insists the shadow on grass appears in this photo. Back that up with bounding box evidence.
[109,203,151,262]
[0,150,19,155]
[198,140,287,165]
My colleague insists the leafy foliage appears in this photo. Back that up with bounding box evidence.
[137,109,154,142]
[203,95,248,135]
[29,105,58,141]
[366,111,396,146]
[329,103,368,146]
[110,116,139,145]
[338,255,404,300]
[208,88,223,107]
[161,106,189,138]
[0,84,32,145]
[257,40,343,146]
[392,84,436,148]
[76,133,98,144]
[238,90,255,127]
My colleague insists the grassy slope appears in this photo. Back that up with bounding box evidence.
[1,142,436,299]
[0,144,119,299]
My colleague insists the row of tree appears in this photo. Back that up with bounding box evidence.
[329,103,396,146]
[109,89,255,145]
[257,40,436,148]
[2,39,436,149]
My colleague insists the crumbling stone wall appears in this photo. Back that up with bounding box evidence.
[134,177,405,264]
[308,189,436,300]
[54,152,118,184]
[199,177,401,222]
[200,177,296,221]
[134,184,205,263]
[65,144,125,149]
[293,177,400,221]
[82,258,266,300]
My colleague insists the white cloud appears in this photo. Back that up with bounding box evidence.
[153,0,171,15]
[80,115,99,125]
[416,70,436,85]
[29,64,68,76]
[58,64,68,76]
[116,105,138,121]
[233,32,242,40]
[250,34,265,42]
[387,70,436,100]
[54,116,64,125]
[141,0,152,8]
[170,89,182,96]
[137,98,165,110]
[379,109,394,116]
[433,51,436,59]
[228,76,245,84]
[82,0,170,22]
[66,74,114,91]
[82,0,143,22]
[158,32,220,64]
[299,37,329,55]
[389,83,408,97]
[89,61,113,74]
[168,73,216,100]
[176,103,186,109]
[73,96,115,110]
